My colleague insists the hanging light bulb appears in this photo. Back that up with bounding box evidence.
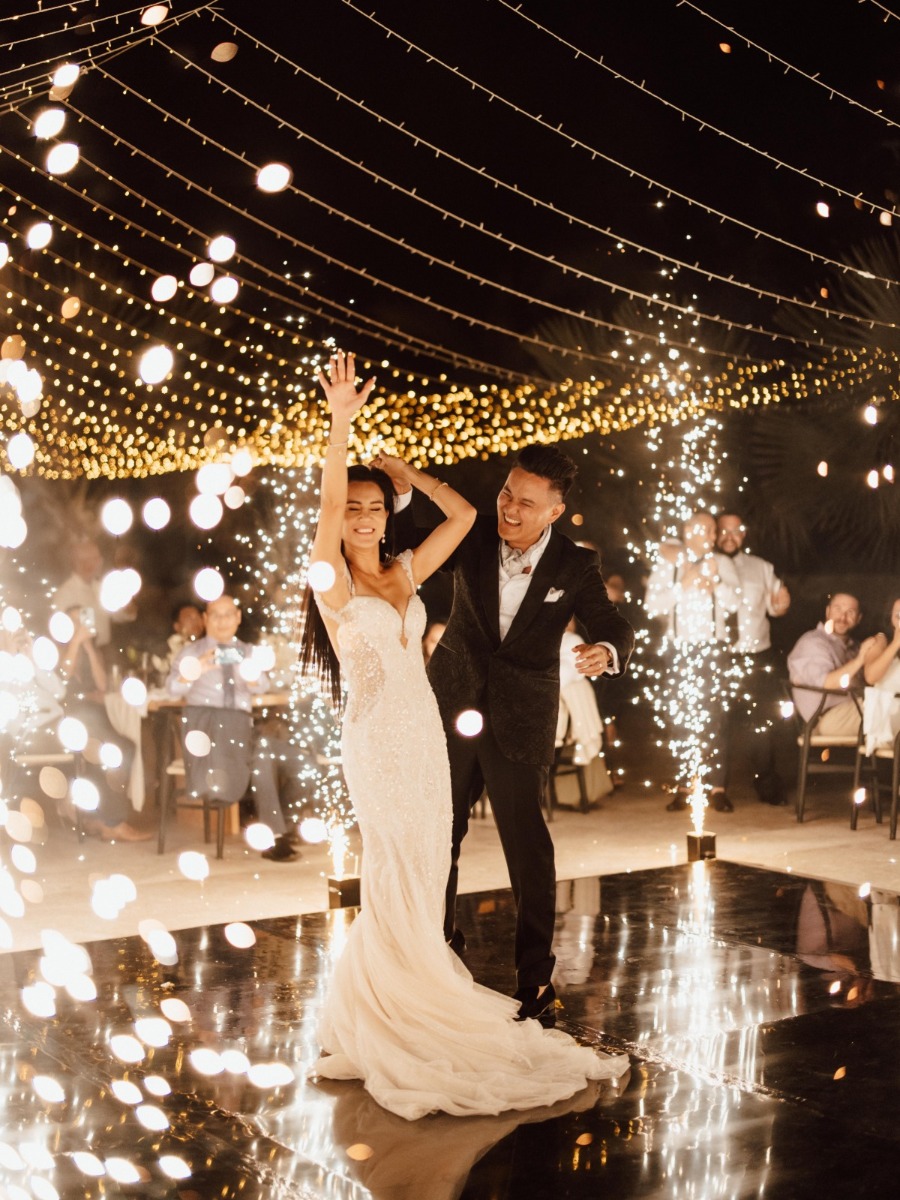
[255,162,292,192]
[210,276,239,304]
[32,108,66,139]
[46,142,79,175]
[138,345,173,385]
[52,63,80,89]
[207,235,235,262]
[26,222,52,249]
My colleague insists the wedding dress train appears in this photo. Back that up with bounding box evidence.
[313,551,627,1120]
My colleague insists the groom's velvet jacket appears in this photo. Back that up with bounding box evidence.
[403,512,634,767]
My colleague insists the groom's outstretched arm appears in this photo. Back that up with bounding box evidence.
[573,555,635,678]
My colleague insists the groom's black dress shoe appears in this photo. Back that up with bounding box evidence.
[514,983,558,1028]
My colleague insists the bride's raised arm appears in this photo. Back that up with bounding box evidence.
[370,451,476,585]
[308,351,376,611]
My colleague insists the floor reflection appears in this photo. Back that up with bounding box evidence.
[1,861,899,1197]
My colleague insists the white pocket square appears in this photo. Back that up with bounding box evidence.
[544,588,565,602]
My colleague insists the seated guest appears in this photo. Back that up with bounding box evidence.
[861,597,900,750]
[787,593,880,735]
[167,595,296,862]
[58,607,146,841]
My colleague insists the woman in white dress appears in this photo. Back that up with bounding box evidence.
[300,352,627,1121]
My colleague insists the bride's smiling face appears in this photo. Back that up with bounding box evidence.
[343,481,388,551]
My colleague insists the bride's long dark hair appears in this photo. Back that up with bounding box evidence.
[298,464,397,711]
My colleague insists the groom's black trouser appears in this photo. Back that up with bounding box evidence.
[444,711,556,989]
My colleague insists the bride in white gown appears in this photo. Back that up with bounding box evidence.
[300,352,627,1121]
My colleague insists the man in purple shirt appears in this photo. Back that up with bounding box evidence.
[787,593,878,734]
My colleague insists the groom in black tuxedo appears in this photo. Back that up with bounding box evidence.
[393,443,633,1025]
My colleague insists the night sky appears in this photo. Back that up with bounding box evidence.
[5,0,900,615]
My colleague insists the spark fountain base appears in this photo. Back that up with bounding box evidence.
[687,831,717,862]
[328,874,361,909]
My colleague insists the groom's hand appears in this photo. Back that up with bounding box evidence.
[572,642,611,676]
[370,451,412,495]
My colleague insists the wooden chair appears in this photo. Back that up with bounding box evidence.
[787,682,872,824]
[156,709,244,859]
[855,690,900,836]
[546,683,610,817]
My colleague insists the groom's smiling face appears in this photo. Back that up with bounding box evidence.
[497,468,565,551]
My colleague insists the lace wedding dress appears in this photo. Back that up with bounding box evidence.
[312,551,627,1120]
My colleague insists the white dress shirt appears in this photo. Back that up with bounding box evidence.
[644,551,740,644]
[729,551,783,653]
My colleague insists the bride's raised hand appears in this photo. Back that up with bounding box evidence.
[316,351,376,425]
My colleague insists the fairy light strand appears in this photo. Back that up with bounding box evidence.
[201,10,900,329]
[141,42,876,352]
[679,0,900,134]
[338,0,900,288]
[78,68,789,360]
[494,0,894,218]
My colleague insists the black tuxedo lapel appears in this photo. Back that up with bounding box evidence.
[502,529,566,647]
[478,530,501,645]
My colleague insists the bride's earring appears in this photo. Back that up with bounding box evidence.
[381,534,386,544]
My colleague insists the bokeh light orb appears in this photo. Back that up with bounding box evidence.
[224,922,256,948]
[32,107,66,139]
[307,561,336,592]
[48,611,74,644]
[60,295,81,319]
[210,275,239,304]
[299,816,328,844]
[32,636,59,670]
[46,142,79,175]
[211,41,238,62]
[194,567,224,601]
[70,778,100,811]
[455,709,484,737]
[52,63,80,89]
[101,497,133,536]
[57,716,88,752]
[121,677,147,708]
[256,162,292,192]
[231,447,253,476]
[138,344,173,385]
[189,262,215,287]
[190,493,223,530]
[140,4,169,27]
[224,484,245,509]
[196,462,233,495]
[26,222,52,250]
[99,741,123,769]
[6,432,35,470]
[184,728,211,757]
[178,851,209,881]
[244,823,275,851]
[151,274,178,303]
[142,497,170,529]
[208,235,235,262]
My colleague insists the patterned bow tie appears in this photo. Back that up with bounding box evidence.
[500,542,534,577]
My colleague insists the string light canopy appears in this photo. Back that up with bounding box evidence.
[2,0,900,480]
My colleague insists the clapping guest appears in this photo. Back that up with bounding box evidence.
[58,607,146,841]
[860,597,900,750]
[787,593,880,736]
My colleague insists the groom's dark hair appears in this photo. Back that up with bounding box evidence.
[512,444,577,500]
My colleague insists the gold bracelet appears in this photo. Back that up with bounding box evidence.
[429,480,449,501]
[327,439,348,448]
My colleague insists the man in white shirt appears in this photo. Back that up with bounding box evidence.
[717,514,791,805]
[644,511,740,812]
[54,538,135,652]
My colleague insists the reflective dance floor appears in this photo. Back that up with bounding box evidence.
[2,858,899,1199]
